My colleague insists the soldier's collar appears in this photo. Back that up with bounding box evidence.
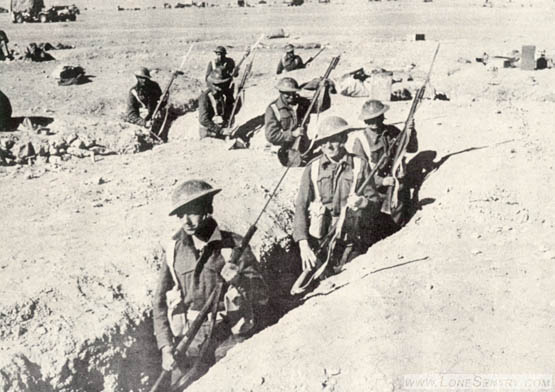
[320,150,350,168]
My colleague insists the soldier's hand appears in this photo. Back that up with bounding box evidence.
[161,346,176,371]
[299,240,317,271]
[291,127,304,138]
[347,194,368,211]
[145,120,152,128]
[382,177,395,187]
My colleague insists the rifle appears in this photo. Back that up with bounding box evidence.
[232,34,265,77]
[150,44,195,138]
[150,159,288,391]
[381,43,440,217]
[290,151,390,295]
[225,54,255,134]
[279,55,341,167]
[303,47,325,68]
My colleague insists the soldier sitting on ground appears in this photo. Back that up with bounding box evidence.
[276,44,304,75]
[153,179,268,391]
[124,67,164,128]
[291,116,378,294]
[346,99,418,231]
[198,68,241,139]
[264,77,331,165]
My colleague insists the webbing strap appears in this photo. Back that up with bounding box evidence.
[131,89,146,109]
[270,103,280,122]
[310,159,321,202]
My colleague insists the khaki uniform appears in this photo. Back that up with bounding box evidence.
[205,57,237,82]
[276,54,304,74]
[348,124,418,227]
[153,218,268,389]
[293,152,378,270]
[198,89,240,138]
[125,80,163,127]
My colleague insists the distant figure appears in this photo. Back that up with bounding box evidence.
[125,67,163,128]
[205,46,238,83]
[0,89,12,132]
[276,44,304,75]
[0,30,12,61]
[198,68,241,139]
[264,77,331,165]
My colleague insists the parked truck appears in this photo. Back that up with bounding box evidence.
[11,0,79,23]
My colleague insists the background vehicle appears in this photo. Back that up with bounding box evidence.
[11,0,79,23]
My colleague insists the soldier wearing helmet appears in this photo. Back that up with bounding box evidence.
[346,99,418,227]
[276,44,304,75]
[264,76,331,164]
[205,45,240,83]
[125,66,163,128]
[291,116,378,292]
[153,179,268,390]
[198,68,242,139]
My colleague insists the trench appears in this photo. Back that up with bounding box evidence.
[2,147,453,392]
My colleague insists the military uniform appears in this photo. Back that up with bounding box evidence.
[293,152,378,269]
[276,54,304,74]
[153,217,268,388]
[348,123,418,227]
[125,80,163,127]
[205,57,237,82]
[264,92,330,148]
[0,89,12,132]
[198,89,240,138]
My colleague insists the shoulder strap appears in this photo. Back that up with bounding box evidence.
[165,239,179,287]
[131,89,146,108]
[212,59,217,69]
[356,132,373,161]
[270,103,280,122]
[310,159,321,202]
[351,156,362,195]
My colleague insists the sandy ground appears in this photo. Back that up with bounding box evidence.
[1,1,555,391]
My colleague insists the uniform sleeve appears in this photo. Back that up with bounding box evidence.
[145,84,163,121]
[153,255,174,350]
[264,104,294,146]
[293,165,313,242]
[295,55,305,69]
[276,59,284,75]
[125,90,146,126]
[229,58,238,77]
[198,93,220,133]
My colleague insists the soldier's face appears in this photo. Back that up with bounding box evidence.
[215,52,225,62]
[136,76,147,87]
[176,202,209,235]
[281,91,298,105]
[365,115,384,132]
[321,134,347,160]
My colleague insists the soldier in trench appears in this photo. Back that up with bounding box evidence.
[291,116,378,294]
[153,179,269,390]
[346,99,418,233]
[124,67,165,129]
